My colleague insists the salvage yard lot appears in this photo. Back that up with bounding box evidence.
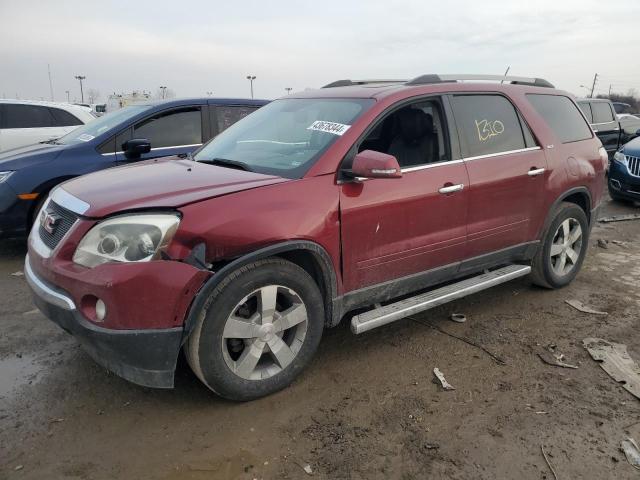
[1,195,639,479]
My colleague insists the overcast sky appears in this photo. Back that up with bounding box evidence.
[1,0,638,103]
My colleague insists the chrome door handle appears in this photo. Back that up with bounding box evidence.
[438,183,464,194]
[528,168,545,177]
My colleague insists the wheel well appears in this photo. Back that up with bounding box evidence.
[562,192,591,224]
[275,249,333,327]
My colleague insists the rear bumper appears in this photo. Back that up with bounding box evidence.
[24,254,182,388]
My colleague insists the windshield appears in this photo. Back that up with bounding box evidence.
[57,105,152,145]
[193,98,374,178]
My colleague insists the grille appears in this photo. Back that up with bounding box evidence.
[38,201,79,250]
[626,155,640,177]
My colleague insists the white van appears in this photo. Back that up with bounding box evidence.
[0,100,96,152]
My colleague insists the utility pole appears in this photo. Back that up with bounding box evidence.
[608,84,612,97]
[589,73,598,98]
[74,75,86,103]
[48,64,54,101]
[65,90,70,102]
[246,75,256,99]
[159,86,167,99]
[285,87,292,95]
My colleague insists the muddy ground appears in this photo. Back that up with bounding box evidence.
[1,195,640,479]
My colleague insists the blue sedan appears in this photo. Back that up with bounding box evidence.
[609,137,640,203]
[0,97,268,238]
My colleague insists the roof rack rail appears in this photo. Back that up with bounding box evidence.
[322,79,407,88]
[406,74,554,88]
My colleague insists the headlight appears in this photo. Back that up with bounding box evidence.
[73,213,180,268]
[613,151,627,166]
[0,171,14,183]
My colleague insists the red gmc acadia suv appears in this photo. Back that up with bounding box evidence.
[25,74,607,400]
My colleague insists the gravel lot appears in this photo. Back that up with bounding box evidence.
[1,194,639,479]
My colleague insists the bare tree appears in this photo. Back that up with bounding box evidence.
[86,88,101,104]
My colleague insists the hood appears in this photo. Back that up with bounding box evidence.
[0,142,66,170]
[60,157,290,217]
[623,136,640,155]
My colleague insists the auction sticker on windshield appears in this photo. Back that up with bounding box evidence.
[76,134,95,142]
[307,120,351,136]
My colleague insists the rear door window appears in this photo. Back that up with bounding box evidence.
[527,94,593,143]
[578,102,593,123]
[133,107,203,148]
[215,106,259,133]
[592,102,615,124]
[49,108,83,127]
[450,95,532,157]
[3,104,54,128]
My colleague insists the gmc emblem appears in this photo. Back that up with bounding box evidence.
[40,210,62,235]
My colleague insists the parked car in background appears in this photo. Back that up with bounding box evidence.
[609,137,640,202]
[0,100,95,153]
[24,74,605,401]
[612,101,631,114]
[577,98,640,158]
[0,97,267,238]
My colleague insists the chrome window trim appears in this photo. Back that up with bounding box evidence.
[51,187,90,215]
[463,146,541,162]
[590,121,616,126]
[401,159,464,173]
[24,254,76,310]
[100,143,203,156]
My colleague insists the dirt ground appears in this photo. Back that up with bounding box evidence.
[1,194,640,480]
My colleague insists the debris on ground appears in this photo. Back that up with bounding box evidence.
[537,348,578,369]
[14,465,24,471]
[302,464,313,475]
[450,313,467,323]
[565,299,608,316]
[599,213,640,223]
[10,271,24,276]
[583,338,640,400]
[611,240,628,246]
[541,445,559,480]
[433,368,455,391]
[409,316,507,365]
[597,239,609,249]
[620,437,640,470]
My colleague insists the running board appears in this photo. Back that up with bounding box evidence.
[350,264,531,334]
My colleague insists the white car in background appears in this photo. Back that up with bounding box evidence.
[0,99,95,152]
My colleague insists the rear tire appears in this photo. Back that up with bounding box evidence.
[185,258,324,401]
[530,202,589,289]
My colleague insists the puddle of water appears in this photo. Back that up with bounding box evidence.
[0,354,45,398]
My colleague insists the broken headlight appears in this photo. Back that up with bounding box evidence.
[73,214,180,268]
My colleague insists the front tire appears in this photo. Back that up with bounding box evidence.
[530,202,589,289]
[185,258,324,401]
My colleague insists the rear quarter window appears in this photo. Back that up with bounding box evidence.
[592,102,615,124]
[450,94,533,157]
[527,94,592,144]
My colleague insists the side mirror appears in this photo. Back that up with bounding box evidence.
[122,138,151,159]
[347,150,402,179]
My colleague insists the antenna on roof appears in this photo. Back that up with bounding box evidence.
[501,66,510,85]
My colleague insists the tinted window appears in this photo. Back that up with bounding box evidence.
[527,94,592,143]
[592,102,615,123]
[578,102,593,123]
[3,104,54,128]
[133,107,202,148]
[216,106,258,133]
[357,99,451,168]
[50,108,83,127]
[451,95,527,157]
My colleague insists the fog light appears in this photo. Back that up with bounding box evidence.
[95,299,107,322]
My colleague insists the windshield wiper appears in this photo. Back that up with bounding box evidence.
[201,157,253,172]
[40,138,61,145]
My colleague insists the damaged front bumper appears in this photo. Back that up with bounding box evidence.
[24,254,183,388]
